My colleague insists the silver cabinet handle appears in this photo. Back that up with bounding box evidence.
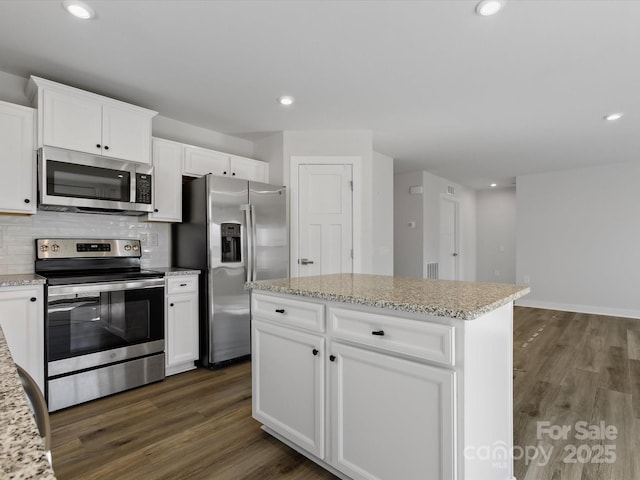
[299,258,314,265]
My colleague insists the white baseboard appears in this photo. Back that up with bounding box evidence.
[515,298,640,319]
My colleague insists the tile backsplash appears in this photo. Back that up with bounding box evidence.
[0,211,171,274]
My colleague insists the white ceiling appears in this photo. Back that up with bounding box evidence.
[0,0,638,189]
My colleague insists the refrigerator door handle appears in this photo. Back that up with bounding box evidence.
[244,204,253,283]
[250,204,257,281]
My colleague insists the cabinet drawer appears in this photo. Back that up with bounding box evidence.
[252,293,325,332]
[329,307,454,366]
[167,276,198,294]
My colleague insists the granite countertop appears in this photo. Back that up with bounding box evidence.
[247,273,530,320]
[0,327,56,479]
[0,274,46,288]
[153,267,201,276]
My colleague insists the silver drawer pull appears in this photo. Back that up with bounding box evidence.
[180,283,187,287]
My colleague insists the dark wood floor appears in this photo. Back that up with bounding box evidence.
[50,307,640,479]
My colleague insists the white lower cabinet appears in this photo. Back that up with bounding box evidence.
[0,285,44,393]
[330,342,455,480]
[165,276,199,375]
[252,320,325,458]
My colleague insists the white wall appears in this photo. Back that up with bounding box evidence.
[0,71,30,106]
[152,116,254,157]
[371,151,394,275]
[253,132,284,185]
[516,162,640,318]
[394,170,476,281]
[393,172,424,278]
[0,211,170,274]
[476,187,516,284]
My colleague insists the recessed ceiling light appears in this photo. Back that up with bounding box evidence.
[62,0,95,20]
[476,0,505,16]
[603,112,623,121]
[490,183,497,188]
[278,95,295,106]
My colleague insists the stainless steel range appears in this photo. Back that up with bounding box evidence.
[35,238,165,411]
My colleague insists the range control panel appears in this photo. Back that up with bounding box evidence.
[36,239,141,259]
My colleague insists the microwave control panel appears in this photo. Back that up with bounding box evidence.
[136,173,152,204]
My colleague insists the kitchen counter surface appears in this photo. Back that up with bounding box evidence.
[0,327,56,480]
[248,273,530,320]
[154,267,201,276]
[0,274,46,288]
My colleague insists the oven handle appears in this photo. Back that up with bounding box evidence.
[47,278,165,296]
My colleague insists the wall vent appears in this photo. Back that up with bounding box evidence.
[447,185,456,196]
[426,262,439,279]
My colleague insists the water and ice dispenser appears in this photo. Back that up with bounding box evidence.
[221,223,241,263]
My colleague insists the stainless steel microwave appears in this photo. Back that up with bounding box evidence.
[37,146,154,215]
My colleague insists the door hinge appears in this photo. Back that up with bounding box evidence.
[349,180,353,191]
[350,249,354,259]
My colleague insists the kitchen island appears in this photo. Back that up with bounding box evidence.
[247,274,529,480]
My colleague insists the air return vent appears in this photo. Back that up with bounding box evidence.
[447,185,456,196]
[426,263,439,279]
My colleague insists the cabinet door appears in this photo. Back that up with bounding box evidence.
[148,138,183,222]
[183,146,230,177]
[42,89,102,155]
[0,101,36,214]
[229,155,269,183]
[252,320,325,458]
[102,104,152,163]
[0,286,44,393]
[330,342,455,480]
[166,293,199,367]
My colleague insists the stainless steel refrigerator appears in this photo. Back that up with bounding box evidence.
[172,175,288,367]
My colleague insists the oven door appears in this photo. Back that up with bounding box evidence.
[47,278,164,376]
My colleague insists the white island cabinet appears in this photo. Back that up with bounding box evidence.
[249,274,530,480]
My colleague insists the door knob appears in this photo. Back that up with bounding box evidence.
[453,253,459,257]
[298,258,314,265]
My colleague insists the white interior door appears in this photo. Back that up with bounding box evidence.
[297,164,353,277]
[439,197,459,280]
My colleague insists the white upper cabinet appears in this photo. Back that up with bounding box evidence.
[148,137,183,222]
[0,100,36,214]
[27,76,157,164]
[101,103,154,163]
[183,144,269,183]
[183,145,229,177]
[230,154,269,183]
